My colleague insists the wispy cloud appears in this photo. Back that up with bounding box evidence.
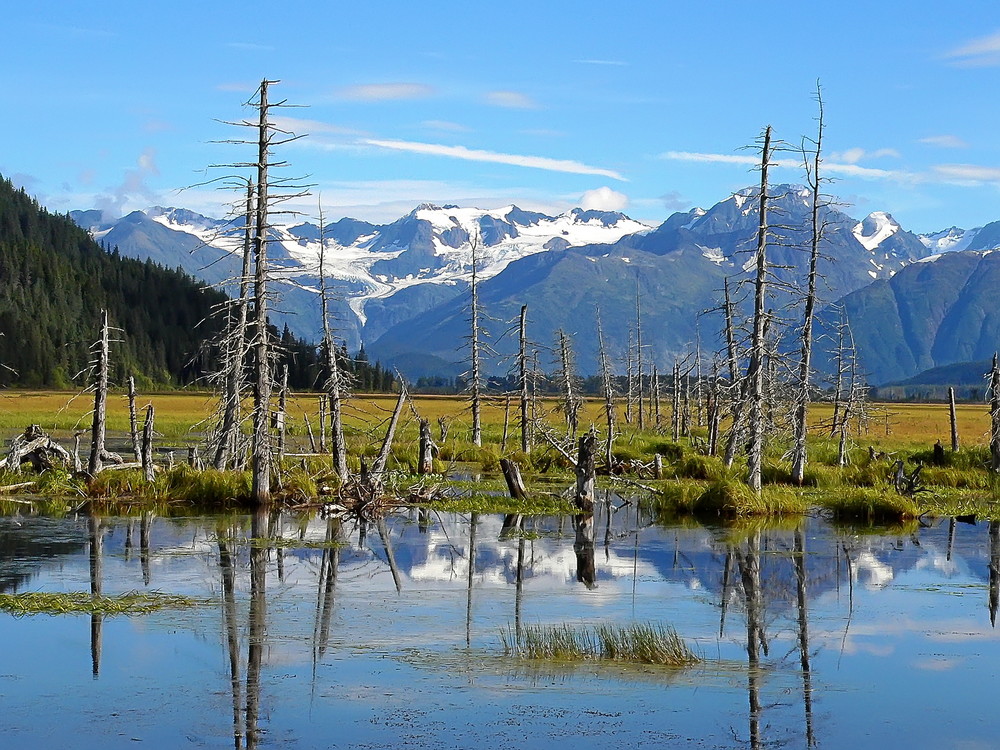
[919,134,968,149]
[660,151,905,180]
[365,138,625,180]
[573,59,627,66]
[337,83,436,101]
[829,147,900,164]
[485,90,538,109]
[931,163,1000,183]
[422,120,470,133]
[271,116,364,137]
[226,42,275,53]
[945,30,1000,66]
[215,82,256,93]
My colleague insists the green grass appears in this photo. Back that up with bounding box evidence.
[500,622,699,666]
[0,590,200,616]
[820,487,923,522]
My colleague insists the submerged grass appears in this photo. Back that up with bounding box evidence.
[500,622,699,666]
[0,590,200,616]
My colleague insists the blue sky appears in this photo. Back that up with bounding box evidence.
[4,1,1000,233]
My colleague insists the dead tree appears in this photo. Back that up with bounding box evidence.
[722,276,745,468]
[468,232,484,447]
[555,328,582,438]
[317,201,349,479]
[990,354,1000,473]
[745,125,775,493]
[418,418,435,475]
[127,375,140,462]
[949,386,959,452]
[634,278,645,430]
[671,362,681,441]
[596,309,617,467]
[141,405,156,482]
[791,86,826,486]
[575,430,597,512]
[276,364,288,462]
[212,180,255,470]
[518,304,531,453]
[88,311,111,476]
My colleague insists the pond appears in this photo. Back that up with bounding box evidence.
[1,501,999,749]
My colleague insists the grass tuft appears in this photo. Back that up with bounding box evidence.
[500,622,699,666]
[0,590,200,616]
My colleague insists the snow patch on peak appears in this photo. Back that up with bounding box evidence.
[853,211,900,252]
[918,226,980,255]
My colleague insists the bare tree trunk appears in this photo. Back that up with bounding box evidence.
[635,281,645,431]
[372,387,407,474]
[214,180,254,470]
[519,305,530,453]
[652,366,661,427]
[596,310,616,467]
[127,375,140,462]
[557,328,580,438]
[141,404,156,482]
[318,395,327,453]
[949,386,959,452]
[574,431,597,512]
[317,203,348,479]
[671,362,681,441]
[722,276,745,468]
[792,88,825,486]
[745,125,774,493]
[990,354,1000,473]
[250,80,275,507]
[277,363,288,463]
[624,329,634,425]
[88,310,110,476]
[418,418,434,475]
[501,394,510,452]
[470,233,483,447]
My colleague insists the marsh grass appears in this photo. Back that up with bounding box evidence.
[0,590,200,616]
[693,480,807,517]
[822,487,922,521]
[500,622,699,666]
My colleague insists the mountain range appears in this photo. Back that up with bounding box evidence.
[71,186,1000,386]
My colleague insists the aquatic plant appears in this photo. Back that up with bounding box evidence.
[0,590,200,616]
[500,622,699,666]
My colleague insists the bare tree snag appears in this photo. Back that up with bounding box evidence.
[556,328,581,438]
[418,418,435,475]
[277,364,288,462]
[990,354,1000,473]
[250,79,275,507]
[372,387,407,475]
[596,309,616,467]
[317,201,348,479]
[574,430,597,512]
[469,232,483,447]
[791,85,826,485]
[635,279,645,430]
[745,125,774,493]
[141,405,155,482]
[949,386,959,452]
[127,375,140,462]
[213,180,255,471]
[519,304,530,453]
[88,310,110,476]
[500,458,528,501]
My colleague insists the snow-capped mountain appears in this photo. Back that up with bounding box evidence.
[72,203,649,348]
[918,226,981,255]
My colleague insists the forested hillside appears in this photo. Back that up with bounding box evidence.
[0,176,226,387]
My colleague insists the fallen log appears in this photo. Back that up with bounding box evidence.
[0,425,72,472]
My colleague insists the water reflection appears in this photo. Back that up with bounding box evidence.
[6,507,1000,748]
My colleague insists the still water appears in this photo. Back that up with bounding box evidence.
[1,502,999,749]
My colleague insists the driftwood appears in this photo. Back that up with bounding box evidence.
[0,425,72,472]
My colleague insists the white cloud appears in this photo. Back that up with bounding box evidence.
[580,186,629,211]
[338,83,436,101]
[932,163,1000,183]
[573,59,627,66]
[485,90,538,109]
[660,150,905,180]
[365,138,626,180]
[945,30,1000,67]
[919,134,968,149]
[422,120,470,133]
[830,147,900,164]
[271,116,364,137]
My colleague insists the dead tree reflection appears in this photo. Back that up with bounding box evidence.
[734,531,767,750]
[466,512,478,647]
[574,512,596,589]
[140,511,152,586]
[88,514,102,677]
[989,520,1000,627]
[245,507,268,750]
[314,517,342,659]
[794,527,816,747]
